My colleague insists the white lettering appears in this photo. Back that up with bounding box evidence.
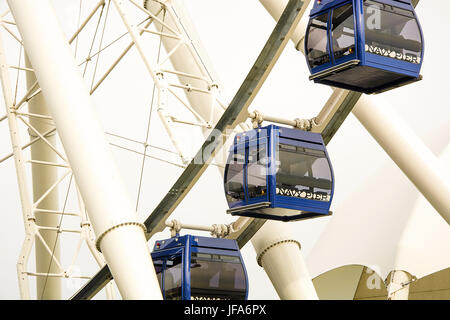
[365,45,420,64]
[276,187,330,201]
[366,5,381,30]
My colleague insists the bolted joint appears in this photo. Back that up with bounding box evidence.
[208,83,219,91]
[211,224,230,238]
[250,110,264,129]
[256,239,301,267]
[155,71,164,80]
[95,222,147,252]
[80,221,91,228]
[167,219,182,237]
[293,118,313,131]
[310,117,320,128]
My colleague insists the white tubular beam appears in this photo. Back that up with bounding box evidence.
[256,0,319,300]
[165,219,231,238]
[25,55,61,300]
[8,0,162,299]
[252,221,318,300]
[166,220,215,233]
[387,270,411,300]
[248,110,312,130]
[352,96,450,224]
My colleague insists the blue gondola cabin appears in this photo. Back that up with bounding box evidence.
[224,125,334,221]
[151,234,248,300]
[305,0,424,94]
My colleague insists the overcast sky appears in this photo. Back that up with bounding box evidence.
[0,0,449,300]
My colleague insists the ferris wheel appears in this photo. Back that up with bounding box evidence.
[0,0,449,301]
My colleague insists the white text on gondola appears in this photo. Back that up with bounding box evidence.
[365,44,420,64]
[276,187,330,201]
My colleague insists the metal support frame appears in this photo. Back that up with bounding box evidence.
[25,53,61,299]
[1,0,433,301]
[165,219,231,238]
[4,0,162,299]
[71,0,305,299]
[252,221,318,299]
[352,95,450,224]
[248,110,314,131]
[111,0,225,164]
[0,25,113,299]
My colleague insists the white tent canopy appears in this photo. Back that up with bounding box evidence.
[307,125,450,298]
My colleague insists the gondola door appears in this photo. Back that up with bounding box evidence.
[224,141,247,208]
[329,1,357,66]
[152,246,185,300]
[224,130,270,208]
[246,133,269,206]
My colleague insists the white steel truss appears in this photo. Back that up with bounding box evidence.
[0,7,116,300]
[111,0,232,164]
[0,0,364,300]
[0,0,235,299]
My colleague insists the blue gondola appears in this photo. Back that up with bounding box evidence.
[305,0,424,94]
[224,125,334,222]
[151,234,248,300]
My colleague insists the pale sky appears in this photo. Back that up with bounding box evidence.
[0,0,449,300]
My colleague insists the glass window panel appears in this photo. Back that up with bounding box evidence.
[153,259,163,294]
[332,3,355,60]
[190,253,246,300]
[276,144,332,202]
[164,255,182,300]
[247,139,267,199]
[364,0,422,63]
[306,12,330,68]
[224,149,245,205]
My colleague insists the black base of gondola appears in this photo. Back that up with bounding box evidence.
[310,60,422,94]
[228,210,332,222]
[226,202,332,222]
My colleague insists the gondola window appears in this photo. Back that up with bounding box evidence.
[276,144,332,202]
[306,12,330,68]
[247,140,267,199]
[332,3,355,60]
[224,149,245,205]
[364,0,422,63]
[190,253,246,300]
[163,256,182,300]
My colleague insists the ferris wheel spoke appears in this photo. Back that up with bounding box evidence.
[0,22,22,45]
[69,0,106,45]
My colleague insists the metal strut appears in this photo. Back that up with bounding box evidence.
[248,110,314,131]
[165,219,231,238]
